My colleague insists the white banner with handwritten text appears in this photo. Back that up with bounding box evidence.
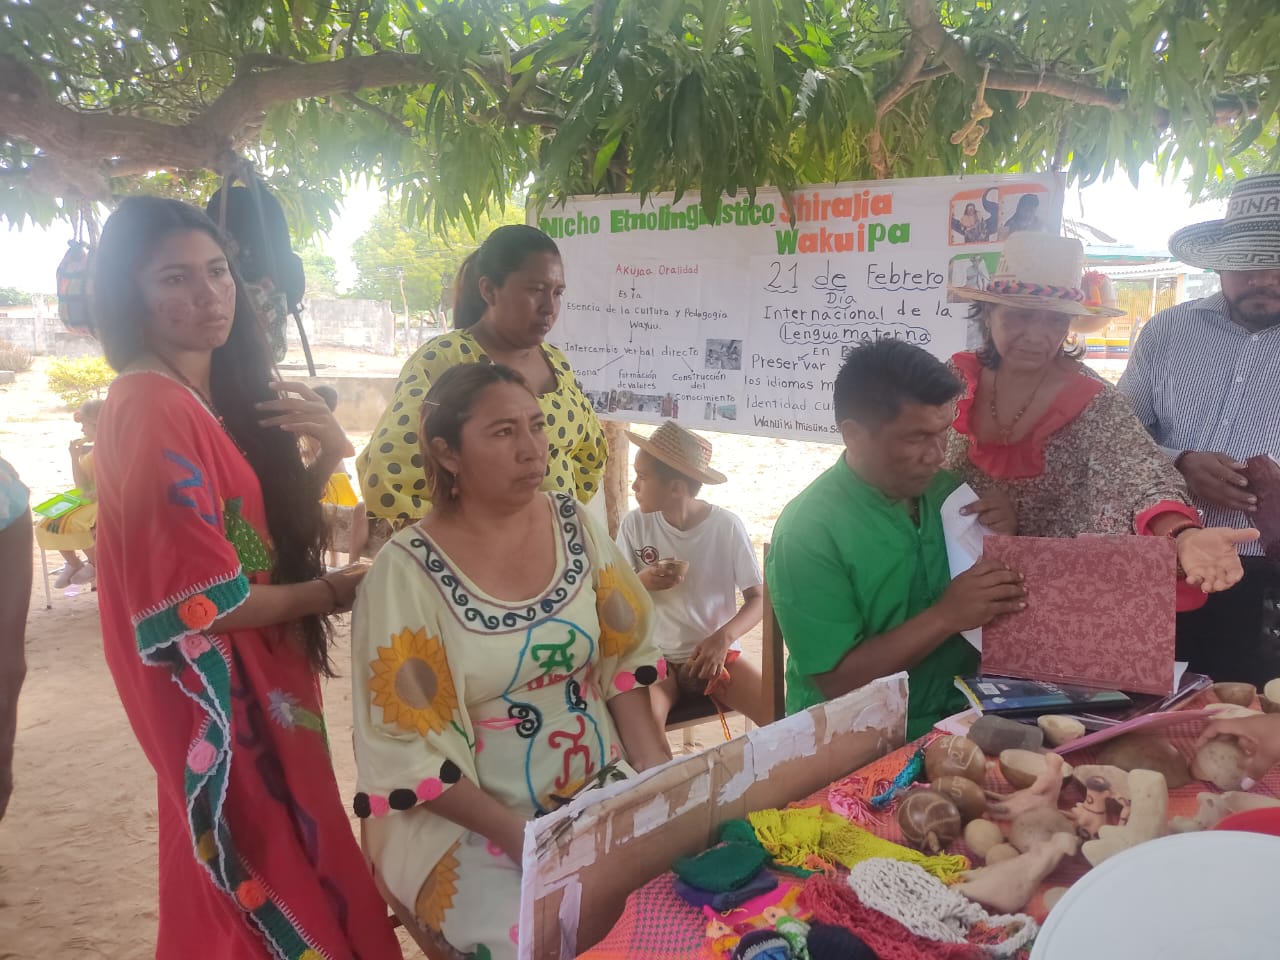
[541,174,1063,442]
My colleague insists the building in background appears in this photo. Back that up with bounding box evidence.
[0,294,99,358]
[1076,243,1218,379]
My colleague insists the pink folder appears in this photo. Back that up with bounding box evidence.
[1053,709,1216,755]
[980,535,1177,696]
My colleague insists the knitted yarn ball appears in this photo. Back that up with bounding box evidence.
[806,922,878,960]
[775,915,811,958]
[731,928,793,960]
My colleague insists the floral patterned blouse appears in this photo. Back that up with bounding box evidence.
[944,351,1196,538]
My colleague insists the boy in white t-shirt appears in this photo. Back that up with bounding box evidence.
[616,421,769,728]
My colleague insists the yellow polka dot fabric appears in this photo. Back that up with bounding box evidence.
[357,329,608,521]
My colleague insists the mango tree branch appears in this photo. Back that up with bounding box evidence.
[0,49,517,201]
[902,0,975,84]
[868,38,929,178]
[903,0,1131,108]
[983,68,1127,109]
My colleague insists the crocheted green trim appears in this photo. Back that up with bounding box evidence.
[135,571,325,959]
[134,573,250,659]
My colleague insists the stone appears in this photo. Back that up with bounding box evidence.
[969,714,1044,756]
[1037,714,1086,747]
[1096,733,1192,789]
[1213,681,1257,707]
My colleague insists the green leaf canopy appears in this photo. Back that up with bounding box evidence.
[1,0,1276,233]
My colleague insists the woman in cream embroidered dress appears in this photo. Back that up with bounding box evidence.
[946,233,1255,603]
[352,364,671,960]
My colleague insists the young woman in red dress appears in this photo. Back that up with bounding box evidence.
[92,197,402,959]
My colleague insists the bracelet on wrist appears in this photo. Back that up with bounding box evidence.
[316,575,340,614]
[1172,527,1198,578]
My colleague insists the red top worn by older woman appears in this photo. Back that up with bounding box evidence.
[945,351,1206,611]
[95,372,402,960]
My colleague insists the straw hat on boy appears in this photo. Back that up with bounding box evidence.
[950,232,1124,335]
[1167,173,1280,272]
[625,421,727,485]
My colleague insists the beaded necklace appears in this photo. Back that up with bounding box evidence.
[988,365,1050,444]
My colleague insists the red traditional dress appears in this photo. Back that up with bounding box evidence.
[95,371,402,960]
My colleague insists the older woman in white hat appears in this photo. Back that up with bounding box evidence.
[946,232,1256,607]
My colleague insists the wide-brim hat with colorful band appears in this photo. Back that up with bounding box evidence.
[949,232,1126,329]
[1168,174,1280,272]
[625,420,727,485]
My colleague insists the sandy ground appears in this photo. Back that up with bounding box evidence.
[0,348,838,959]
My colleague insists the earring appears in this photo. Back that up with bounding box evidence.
[450,471,459,500]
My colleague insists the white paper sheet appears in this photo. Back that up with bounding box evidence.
[940,482,995,651]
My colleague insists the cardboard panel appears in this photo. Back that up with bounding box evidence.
[517,673,910,959]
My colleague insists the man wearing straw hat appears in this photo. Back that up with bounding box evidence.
[617,421,771,729]
[1119,174,1280,686]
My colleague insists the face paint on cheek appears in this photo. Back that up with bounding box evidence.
[155,297,195,326]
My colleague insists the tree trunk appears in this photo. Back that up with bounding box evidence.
[602,420,630,539]
[398,270,410,352]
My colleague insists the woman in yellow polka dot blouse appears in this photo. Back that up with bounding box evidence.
[357,225,607,526]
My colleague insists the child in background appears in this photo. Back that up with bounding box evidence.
[36,399,102,587]
[311,385,369,565]
[617,421,770,728]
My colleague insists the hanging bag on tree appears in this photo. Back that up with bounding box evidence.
[207,174,310,367]
[56,239,93,336]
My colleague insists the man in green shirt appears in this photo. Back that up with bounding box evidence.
[766,340,1024,738]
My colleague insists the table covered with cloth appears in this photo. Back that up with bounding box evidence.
[578,694,1280,959]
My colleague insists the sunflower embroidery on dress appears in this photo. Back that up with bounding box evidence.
[594,564,643,659]
[370,627,460,735]
[414,841,461,930]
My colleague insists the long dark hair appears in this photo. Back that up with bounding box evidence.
[93,197,333,674]
[419,363,535,508]
[452,225,560,329]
